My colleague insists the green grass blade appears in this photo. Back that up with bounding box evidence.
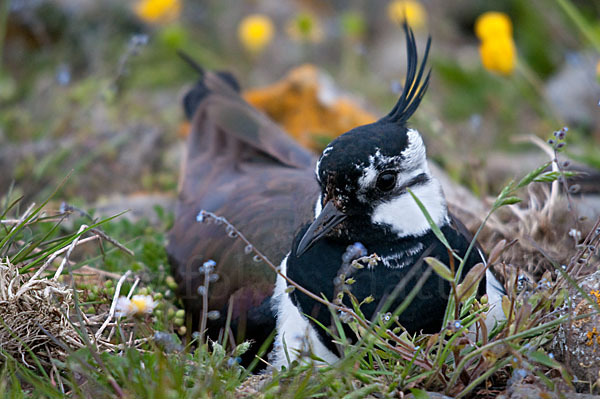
[556,0,600,51]
[407,188,458,261]
[0,172,71,252]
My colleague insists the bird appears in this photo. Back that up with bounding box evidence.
[270,25,505,367]
[167,25,504,368]
[167,54,320,366]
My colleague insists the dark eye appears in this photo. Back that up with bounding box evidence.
[376,171,397,192]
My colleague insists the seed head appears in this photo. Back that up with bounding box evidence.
[568,184,580,194]
[200,260,216,274]
[207,310,221,320]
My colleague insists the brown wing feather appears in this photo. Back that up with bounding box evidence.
[193,70,316,169]
[167,71,319,343]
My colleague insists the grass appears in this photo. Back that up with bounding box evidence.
[1,129,598,398]
[1,0,600,397]
[0,186,255,398]
[199,130,599,397]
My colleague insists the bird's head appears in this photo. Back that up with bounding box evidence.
[297,25,448,256]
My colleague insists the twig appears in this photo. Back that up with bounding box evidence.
[53,225,88,279]
[15,222,133,282]
[89,228,134,256]
[19,236,100,291]
[126,277,141,299]
[105,276,141,341]
[15,226,93,298]
[79,265,123,280]
[0,203,37,225]
[198,266,210,344]
[95,270,132,340]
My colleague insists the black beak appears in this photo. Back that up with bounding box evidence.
[296,201,347,257]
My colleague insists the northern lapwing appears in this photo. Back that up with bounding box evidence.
[270,25,505,368]
[167,25,505,368]
[167,59,319,365]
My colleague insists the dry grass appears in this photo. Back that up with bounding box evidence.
[0,258,84,367]
[0,212,143,373]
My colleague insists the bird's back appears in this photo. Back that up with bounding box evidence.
[167,70,319,351]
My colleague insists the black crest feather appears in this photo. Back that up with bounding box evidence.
[177,50,205,77]
[385,23,432,125]
[178,51,241,120]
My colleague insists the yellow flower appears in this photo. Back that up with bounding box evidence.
[475,12,516,76]
[286,13,324,43]
[115,295,157,317]
[134,0,181,24]
[387,0,426,29]
[479,35,516,76]
[238,14,275,54]
[592,289,600,306]
[475,12,512,41]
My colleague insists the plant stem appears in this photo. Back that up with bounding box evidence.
[556,0,600,52]
[455,357,511,398]
[447,312,594,389]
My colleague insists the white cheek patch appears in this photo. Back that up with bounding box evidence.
[371,178,449,237]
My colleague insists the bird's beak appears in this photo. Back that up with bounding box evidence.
[296,201,347,257]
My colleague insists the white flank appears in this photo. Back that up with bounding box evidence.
[484,268,506,329]
[466,250,506,341]
[371,178,448,237]
[270,256,339,369]
[477,248,506,331]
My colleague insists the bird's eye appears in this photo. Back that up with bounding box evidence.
[376,171,397,192]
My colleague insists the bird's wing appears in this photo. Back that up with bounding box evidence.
[185,70,316,171]
[167,70,320,350]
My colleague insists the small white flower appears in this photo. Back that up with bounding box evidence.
[115,294,156,317]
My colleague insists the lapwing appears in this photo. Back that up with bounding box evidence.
[167,59,319,365]
[167,25,505,367]
[270,25,505,368]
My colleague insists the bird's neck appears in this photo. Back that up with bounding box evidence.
[371,176,449,238]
